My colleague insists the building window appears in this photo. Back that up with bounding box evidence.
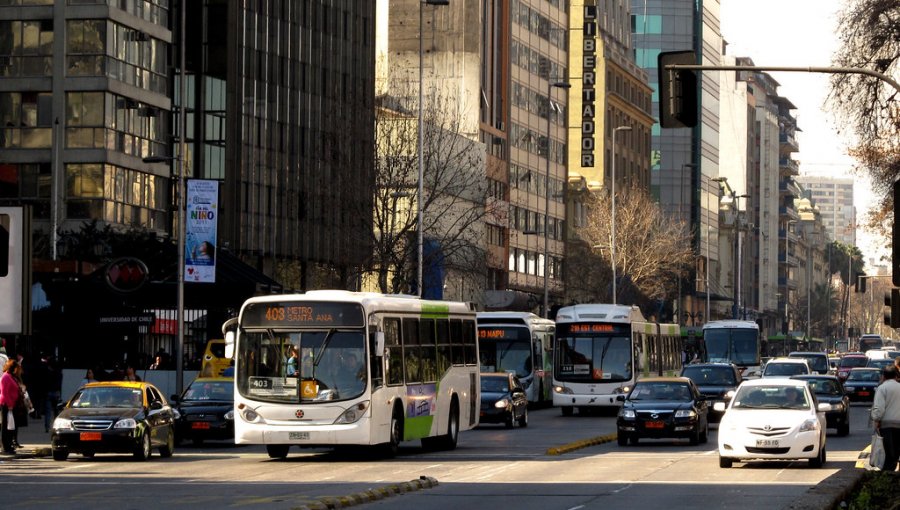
[0,19,54,77]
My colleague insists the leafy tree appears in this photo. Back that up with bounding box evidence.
[570,185,694,305]
[830,0,900,245]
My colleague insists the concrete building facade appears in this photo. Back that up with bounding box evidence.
[795,176,856,247]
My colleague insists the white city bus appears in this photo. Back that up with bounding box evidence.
[476,312,555,405]
[223,290,480,459]
[552,304,681,415]
[701,320,761,376]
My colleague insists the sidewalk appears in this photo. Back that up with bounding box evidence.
[4,417,52,458]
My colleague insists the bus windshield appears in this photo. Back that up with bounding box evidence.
[479,326,531,377]
[555,333,632,383]
[237,329,366,404]
[703,329,759,366]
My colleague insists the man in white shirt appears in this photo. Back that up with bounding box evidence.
[872,366,900,471]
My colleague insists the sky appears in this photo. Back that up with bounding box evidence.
[719,0,888,268]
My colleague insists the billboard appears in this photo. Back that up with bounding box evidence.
[0,206,30,334]
[185,179,219,283]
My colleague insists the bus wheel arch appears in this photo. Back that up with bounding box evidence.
[382,401,404,458]
[442,395,460,450]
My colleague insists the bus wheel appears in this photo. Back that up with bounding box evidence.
[561,406,573,417]
[383,407,403,458]
[266,444,289,459]
[440,402,460,450]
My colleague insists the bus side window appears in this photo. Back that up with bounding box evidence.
[385,318,404,386]
[436,319,451,375]
[450,319,464,365]
[369,331,383,388]
[462,320,477,365]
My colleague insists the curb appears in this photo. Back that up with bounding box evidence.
[781,467,867,510]
[546,433,618,455]
[291,476,439,510]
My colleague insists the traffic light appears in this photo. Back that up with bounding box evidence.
[657,51,698,128]
[884,288,900,328]
[856,273,866,293]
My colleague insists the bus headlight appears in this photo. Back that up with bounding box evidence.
[334,401,370,424]
[553,386,573,395]
[242,408,261,423]
[494,398,510,409]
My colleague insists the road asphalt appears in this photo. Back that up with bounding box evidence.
[3,419,869,510]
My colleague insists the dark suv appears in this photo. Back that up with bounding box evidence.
[679,363,741,422]
[788,352,831,375]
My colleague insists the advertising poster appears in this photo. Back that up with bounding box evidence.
[185,179,219,283]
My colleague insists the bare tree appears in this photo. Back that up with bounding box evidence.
[830,0,900,239]
[361,92,490,296]
[574,185,694,304]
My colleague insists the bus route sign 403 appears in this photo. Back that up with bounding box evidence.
[242,301,364,328]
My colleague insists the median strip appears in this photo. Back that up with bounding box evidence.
[546,433,618,455]
[292,476,439,510]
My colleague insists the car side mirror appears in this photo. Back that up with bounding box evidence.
[713,402,727,412]
[149,400,163,411]
[169,394,180,403]
[817,402,832,412]
[615,395,626,402]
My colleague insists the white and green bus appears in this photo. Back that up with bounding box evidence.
[552,304,681,415]
[223,290,480,459]
[477,312,555,405]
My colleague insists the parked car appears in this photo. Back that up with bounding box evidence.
[616,377,709,446]
[171,377,235,445]
[479,372,528,428]
[788,352,830,375]
[791,375,850,436]
[51,381,176,461]
[761,357,811,378]
[679,363,742,422]
[842,368,881,402]
[716,378,829,468]
[836,353,868,381]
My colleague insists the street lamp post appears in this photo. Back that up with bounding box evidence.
[143,0,187,396]
[541,80,570,318]
[610,125,632,305]
[417,0,449,297]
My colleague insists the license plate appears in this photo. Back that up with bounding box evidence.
[645,421,664,429]
[289,431,309,440]
[80,432,102,441]
[859,391,870,396]
[192,422,211,430]
[756,439,779,447]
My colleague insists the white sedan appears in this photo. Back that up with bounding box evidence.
[715,378,830,468]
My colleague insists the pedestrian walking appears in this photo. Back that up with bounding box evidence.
[871,365,900,471]
[0,359,22,454]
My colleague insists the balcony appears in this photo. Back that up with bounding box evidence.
[779,206,800,220]
[779,131,799,151]
[779,158,799,176]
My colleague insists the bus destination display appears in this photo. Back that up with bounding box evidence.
[243,302,364,328]
[478,328,517,340]
[563,324,626,334]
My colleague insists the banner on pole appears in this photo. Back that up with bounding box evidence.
[185,179,218,283]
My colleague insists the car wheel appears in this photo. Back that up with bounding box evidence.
[719,456,733,468]
[809,446,825,468]
[504,411,514,429]
[561,406,573,417]
[617,434,628,446]
[159,428,175,458]
[689,427,700,446]
[266,444,289,459]
[628,436,639,446]
[700,421,709,444]
[134,432,151,461]
[52,449,69,461]
[518,407,528,428]
[838,418,850,437]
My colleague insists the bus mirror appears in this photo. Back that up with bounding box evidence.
[375,332,385,357]
[224,331,235,359]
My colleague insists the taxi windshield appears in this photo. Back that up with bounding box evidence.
[71,387,143,408]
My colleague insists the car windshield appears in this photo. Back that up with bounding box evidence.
[182,380,233,402]
[847,370,880,382]
[764,362,807,376]
[803,379,842,396]
[71,387,143,408]
[481,377,510,393]
[681,366,736,386]
[791,355,828,372]
[629,382,692,402]
[840,357,868,368]
[732,385,810,410]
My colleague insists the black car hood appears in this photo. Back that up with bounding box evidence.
[695,385,735,396]
[480,391,510,400]
[59,407,143,420]
[176,400,233,414]
[624,400,694,412]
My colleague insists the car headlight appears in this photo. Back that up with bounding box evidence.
[52,417,72,430]
[614,386,631,395]
[675,409,697,418]
[799,418,819,432]
[224,409,234,421]
[553,386,573,395]
[114,418,137,429]
[620,409,635,419]
[334,401,369,425]
[725,390,736,399]
[494,398,510,409]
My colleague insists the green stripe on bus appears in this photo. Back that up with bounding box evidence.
[421,303,450,319]
[404,415,435,440]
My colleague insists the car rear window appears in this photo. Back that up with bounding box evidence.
[764,362,808,376]
[840,356,868,368]
[790,354,828,372]
[681,366,736,385]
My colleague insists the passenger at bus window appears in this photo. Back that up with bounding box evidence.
[334,353,365,395]
[286,346,299,376]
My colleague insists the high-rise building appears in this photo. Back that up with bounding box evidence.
[795,176,856,246]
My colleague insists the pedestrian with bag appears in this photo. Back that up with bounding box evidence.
[0,358,22,454]
[871,365,900,471]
